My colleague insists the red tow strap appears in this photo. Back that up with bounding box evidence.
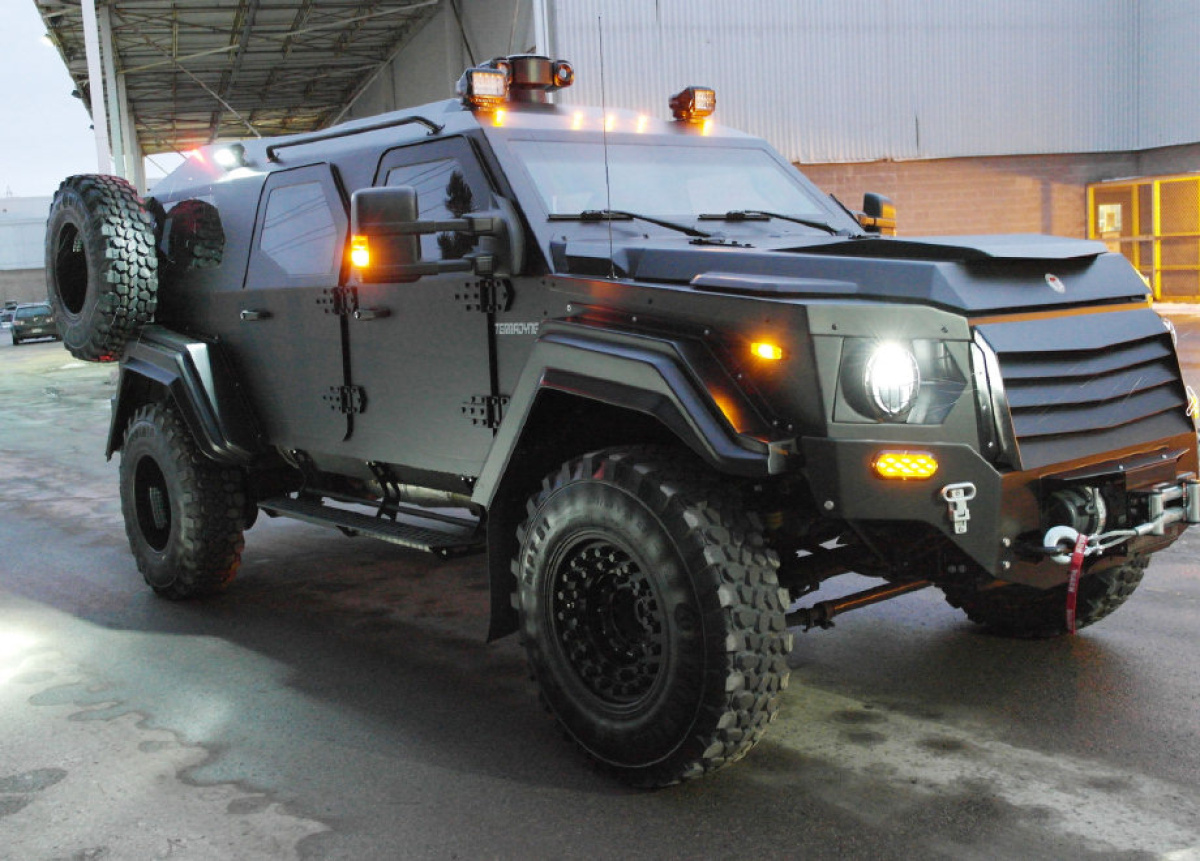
[1065,532,1089,635]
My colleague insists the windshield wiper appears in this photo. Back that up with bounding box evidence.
[550,209,712,239]
[698,209,844,235]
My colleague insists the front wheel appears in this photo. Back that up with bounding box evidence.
[942,555,1147,638]
[119,402,246,599]
[514,448,792,786]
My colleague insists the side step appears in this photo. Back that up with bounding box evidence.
[258,494,484,558]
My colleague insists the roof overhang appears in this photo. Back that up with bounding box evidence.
[35,0,443,155]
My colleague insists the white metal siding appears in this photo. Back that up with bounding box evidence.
[1138,0,1200,150]
[0,199,51,271]
[549,0,1155,162]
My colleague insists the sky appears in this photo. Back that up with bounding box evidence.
[0,0,178,200]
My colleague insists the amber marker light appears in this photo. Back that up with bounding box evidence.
[750,341,785,361]
[872,451,939,480]
[350,235,370,268]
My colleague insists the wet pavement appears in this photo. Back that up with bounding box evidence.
[1,313,1199,860]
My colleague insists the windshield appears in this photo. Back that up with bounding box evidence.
[16,305,50,319]
[509,139,831,222]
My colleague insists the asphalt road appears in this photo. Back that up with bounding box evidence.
[2,315,1200,861]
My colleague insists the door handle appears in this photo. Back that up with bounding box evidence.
[353,307,390,321]
[239,309,272,321]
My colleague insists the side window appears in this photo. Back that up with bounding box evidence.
[260,181,338,277]
[161,196,224,272]
[385,157,480,260]
[246,165,347,290]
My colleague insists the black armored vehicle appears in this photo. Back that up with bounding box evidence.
[45,55,1200,786]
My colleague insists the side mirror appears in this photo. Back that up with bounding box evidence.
[350,186,423,283]
[350,186,524,283]
[858,193,897,236]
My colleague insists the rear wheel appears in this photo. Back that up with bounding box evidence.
[119,402,246,599]
[942,556,1147,638]
[514,448,792,786]
[45,174,158,361]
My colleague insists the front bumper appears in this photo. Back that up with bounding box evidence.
[800,434,1199,589]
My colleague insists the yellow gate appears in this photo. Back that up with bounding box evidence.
[1089,175,1200,302]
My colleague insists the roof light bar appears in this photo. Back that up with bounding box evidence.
[670,86,716,122]
[457,68,509,109]
[459,55,575,109]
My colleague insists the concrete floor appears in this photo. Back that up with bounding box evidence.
[1,314,1199,860]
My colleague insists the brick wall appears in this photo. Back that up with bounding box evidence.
[800,142,1200,239]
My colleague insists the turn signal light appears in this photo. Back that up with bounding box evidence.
[872,451,939,480]
[350,235,370,268]
[750,341,784,361]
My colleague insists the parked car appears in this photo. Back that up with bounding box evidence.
[0,307,14,330]
[10,302,58,345]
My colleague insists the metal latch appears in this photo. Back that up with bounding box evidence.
[940,482,977,535]
[322,286,358,316]
[462,394,509,429]
[325,385,367,415]
[458,279,513,314]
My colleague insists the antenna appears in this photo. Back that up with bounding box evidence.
[598,16,615,279]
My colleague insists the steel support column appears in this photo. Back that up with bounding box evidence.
[80,0,113,173]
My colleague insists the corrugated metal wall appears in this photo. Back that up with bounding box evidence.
[1138,0,1200,150]
[0,198,51,271]
[548,0,1178,163]
[346,0,538,123]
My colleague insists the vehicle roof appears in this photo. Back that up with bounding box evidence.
[151,97,756,199]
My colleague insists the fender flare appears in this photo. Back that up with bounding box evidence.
[106,325,261,465]
[474,321,776,640]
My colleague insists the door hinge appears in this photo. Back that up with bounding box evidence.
[320,286,359,316]
[457,278,512,314]
[462,394,509,429]
[325,385,368,415]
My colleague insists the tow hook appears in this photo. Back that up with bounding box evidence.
[1041,477,1200,564]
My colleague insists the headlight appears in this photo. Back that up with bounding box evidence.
[865,343,921,418]
[842,341,922,421]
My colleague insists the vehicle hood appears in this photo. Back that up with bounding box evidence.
[550,233,1147,314]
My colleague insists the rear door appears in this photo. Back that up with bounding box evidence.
[225,164,349,452]
[339,137,496,477]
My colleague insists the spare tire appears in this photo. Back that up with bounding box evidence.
[45,174,158,362]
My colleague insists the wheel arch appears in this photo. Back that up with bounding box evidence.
[475,325,774,641]
[107,326,262,467]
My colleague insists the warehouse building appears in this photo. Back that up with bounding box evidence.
[29,0,1200,299]
[0,196,50,305]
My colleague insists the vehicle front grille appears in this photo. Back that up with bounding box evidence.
[976,307,1192,470]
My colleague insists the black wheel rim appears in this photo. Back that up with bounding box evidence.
[549,535,667,709]
[133,455,172,551]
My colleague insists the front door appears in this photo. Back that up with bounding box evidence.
[339,137,496,478]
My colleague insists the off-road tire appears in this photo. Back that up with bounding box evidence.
[119,402,245,599]
[150,197,225,274]
[45,174,158,362]
[942,556,1147,638]
[514,447,792,787]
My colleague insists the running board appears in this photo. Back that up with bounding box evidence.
[258,494,484,558]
